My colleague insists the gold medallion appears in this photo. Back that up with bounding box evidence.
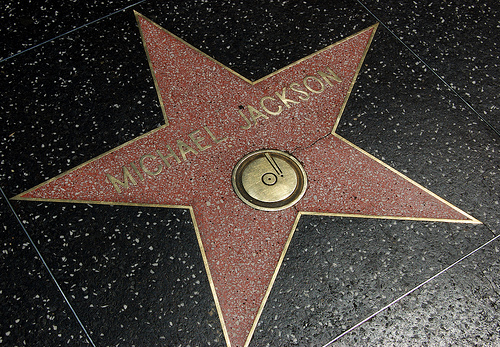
[232,149,307,211]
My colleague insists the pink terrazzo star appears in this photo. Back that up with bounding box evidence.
[15,12,480,347]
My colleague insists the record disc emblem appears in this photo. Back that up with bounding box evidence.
[232,150,307,211]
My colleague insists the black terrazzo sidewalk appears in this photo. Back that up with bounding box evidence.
[1,1,499,346]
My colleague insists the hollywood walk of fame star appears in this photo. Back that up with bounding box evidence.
[13,12,480,347]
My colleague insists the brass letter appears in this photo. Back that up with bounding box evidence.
[289,82,310,101]
[140,154,162,176]
[156,145,181,168]
[188,130,212,151]
[317,67,342,85]
[203,126,228,144]
[248,105,269,124]
[106,167,137,193]
[303,75,325,94]
[275,87,300,108]
[130,162,144,181]
[177,140,198,161]
[260,96,282,115]
[238,110,252,130]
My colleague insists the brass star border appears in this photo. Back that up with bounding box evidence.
[13,11,480,347]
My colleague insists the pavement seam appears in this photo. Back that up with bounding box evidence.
[0,187,97,347]
[0,0,147,64]
[356,0,500,139]
[322,231,500,346]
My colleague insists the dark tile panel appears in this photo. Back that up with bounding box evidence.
[136,0,374,80]
[1,0,142,60]
[336,236,500,346]
[335,25,500,231]
[0,11,163,196]
[359,0,500,134]
[10,202,224,346]
[253,217,492,346]
[0,198,90,345]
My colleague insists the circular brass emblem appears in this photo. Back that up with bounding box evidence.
[232,149,307,211]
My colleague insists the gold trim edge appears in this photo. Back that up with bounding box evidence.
[134,11,170,126]
[10,196,232,346]
[188,208,232,347]
[134,11,379,86]
[332,23,379,134]
[333,134,482,225]
[11,124,169,201]
[244,213,303,347]
[10,196,481,225]
[245,205,482,344]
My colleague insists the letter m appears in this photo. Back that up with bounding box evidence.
[106,166,137,193]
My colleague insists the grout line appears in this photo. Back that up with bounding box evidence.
[0,187,97,347]
[356,0,500,139]
[322,231,500,346]
[0,0,147,64]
